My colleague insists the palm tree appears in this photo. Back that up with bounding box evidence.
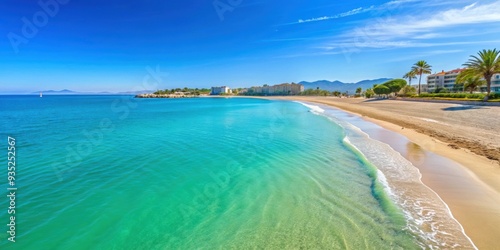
[456,72,486,93]
[403,71,417,86]
[464,77,486,93]
[411,60,432,95]
[462,49,500,99]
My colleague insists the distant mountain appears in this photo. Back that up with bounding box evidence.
[299,78,392,93]
[116,90,154,95]
[33,89,77,94]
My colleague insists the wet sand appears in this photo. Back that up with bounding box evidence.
[261,96,500,249]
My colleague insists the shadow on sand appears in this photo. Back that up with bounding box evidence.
[441,105,487,111]
[362,98,392,103]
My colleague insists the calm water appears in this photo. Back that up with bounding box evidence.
[0,96,471,249]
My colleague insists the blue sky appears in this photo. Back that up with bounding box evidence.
[1,0,500,93]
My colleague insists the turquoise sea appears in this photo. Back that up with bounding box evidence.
[0,96,474,249]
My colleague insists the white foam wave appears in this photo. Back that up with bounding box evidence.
[298,101,476,249]
[294,101,325,114]
[344,137,396,199]
[376,169,395,198]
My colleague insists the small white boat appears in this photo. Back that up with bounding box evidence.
[40,92,43,97]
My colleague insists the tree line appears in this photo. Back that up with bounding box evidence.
[154,88,211,96]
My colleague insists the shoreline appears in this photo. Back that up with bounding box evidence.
[258,96,500,249]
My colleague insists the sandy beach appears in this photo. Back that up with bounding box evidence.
[261,96,500,249]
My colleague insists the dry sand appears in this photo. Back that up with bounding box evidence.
[262,96,500,249]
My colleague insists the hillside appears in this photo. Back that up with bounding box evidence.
[299,78,392,93]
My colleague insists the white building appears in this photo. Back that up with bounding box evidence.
[210,86,231,95]
[247,83,304,95]
[480,73,500,93]
[427,69,500,93]
[427,68,466,92]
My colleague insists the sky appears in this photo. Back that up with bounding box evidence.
[1,0,500,93]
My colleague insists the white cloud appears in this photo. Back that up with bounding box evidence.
[415,2,500,28]
[413,33,440,39]
[272,0,500,55]
[325,40,500,50]
[349,1,500,40]
[382,0,422,7]
[463,2,477,10]
[295,6,374,24]
[286,0,426,25]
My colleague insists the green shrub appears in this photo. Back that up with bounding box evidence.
[468,93,486,99]
[415,93,486,99]
[488,93,500,99]
[364,88,375,98]
[381,79,407,95]
[373,85,391,95]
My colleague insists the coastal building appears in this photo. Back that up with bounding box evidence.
[480,73,500,93]
[427,68,466,92]
[211,86,231,95]
[247,83,304,95]
[428,69,500,93]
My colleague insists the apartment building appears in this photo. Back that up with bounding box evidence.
[247,83,304,95]
[210,86,231,95]
[427,68,466,92]
[480,73,500,93]
[427,68,500,93]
